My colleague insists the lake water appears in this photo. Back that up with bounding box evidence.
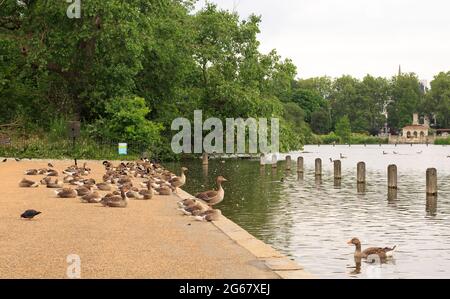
[166,145,450,279]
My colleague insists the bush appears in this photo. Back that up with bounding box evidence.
[91,96,163,152]
[435,138,450,145]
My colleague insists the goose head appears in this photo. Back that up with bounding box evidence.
[347,237,361,246]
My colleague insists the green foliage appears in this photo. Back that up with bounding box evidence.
[435,138,450,145]
[335,116,352,143]
[92,96,163,147]
[426,72,450,128]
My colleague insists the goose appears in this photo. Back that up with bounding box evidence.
[156,185,173,196]
[179,201,208,216]
[347,238,396,260]
[55,188,77,198]
[96,182,113,191]
[138,181,154,200]
[126,187,144,200]
[169,167,188,193]
[46,169,59,177]
[195,176,227,206]
[21,210,41,220]
[15,158,21,162]
[48,163,54,168]
[393,151,398,155]
[329,158,333,163]
[81,191,101,203]
[46,179,63,189]
[76,186,93,196]
[24,169,38,175]
[101,188,129,208]
[340,153,347,159]
[383,151,388,155]
[178,198,197,209]
[40,177,52,185]
[37,168,48,175]
[2,158,6,162]
[417,151,423,154]
[19,178,39,188]
[194,209,222,222]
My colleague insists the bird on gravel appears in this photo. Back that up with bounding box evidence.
[48,163,54,168]
[21,210,41,220]
[2,158,6,162]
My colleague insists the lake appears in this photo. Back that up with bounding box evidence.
[166,144,450,279]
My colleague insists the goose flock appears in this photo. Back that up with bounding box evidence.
[18,160,226,222]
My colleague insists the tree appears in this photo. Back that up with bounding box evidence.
[310,108,331,134]
[335,116,352,143]
[387,73,423,131]
[425,72,450,128]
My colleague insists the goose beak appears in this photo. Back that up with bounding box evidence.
[347,240,353,245]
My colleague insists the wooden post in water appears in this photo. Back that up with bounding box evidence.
[334,160,342,180]
[285,155,292,171]
[315,158,322,177]
[272,154,277,168]
[260,154,265,167]
[426,168,438,196]
[297,157,304,173]
[357,162,366,184]
[202,152,209,165]
[388,165,398,189]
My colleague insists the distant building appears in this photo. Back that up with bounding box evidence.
[419,79,428,93]
[389,113,432,144]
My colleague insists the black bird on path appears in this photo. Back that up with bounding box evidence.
[48,163,54,168]
[21,210,42,220]
[2,158,6,162]
[15,158,21,162]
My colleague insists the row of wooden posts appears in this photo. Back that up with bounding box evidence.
[263,155,439,197]
[200,152,438,196]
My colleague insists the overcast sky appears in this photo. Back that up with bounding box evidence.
[196,0,450,82]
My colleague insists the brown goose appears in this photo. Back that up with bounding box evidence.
[169,167,188,193]
[81,191,101,203]
[195,176,227,206]
[194,209,222,222]
[347,238,396,260]
[55,188,77,198]
[156,185,172,196]
[19,178,39,188]
[46,179,63,189]
[76,186,93,196]
[40,177,52,185]
[138,181,153,200]
[24,169,38,175]
[96,182,113,191]
[101,188,129,208]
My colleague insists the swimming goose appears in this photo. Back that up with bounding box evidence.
[195,176,228,206]
[169,167,188,193]
[340,153,347,159]
[19,178,39,188]
[55,188,77,198]
[347,238,396,260]
[194,209,222,222]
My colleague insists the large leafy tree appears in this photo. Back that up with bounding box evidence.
[387,73,423,131]
[425,72,450,128]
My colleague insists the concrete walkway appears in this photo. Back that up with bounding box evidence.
[0,159,311,279]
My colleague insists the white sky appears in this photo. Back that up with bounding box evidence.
[196,0,450,81]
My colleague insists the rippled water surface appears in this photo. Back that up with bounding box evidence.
[166,145,450,278]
